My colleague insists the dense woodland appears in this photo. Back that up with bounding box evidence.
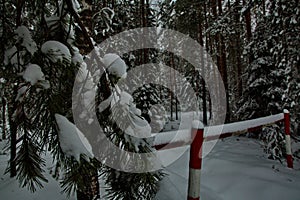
[0,0,299,199]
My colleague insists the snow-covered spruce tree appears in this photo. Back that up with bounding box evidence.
[95,53,164,200]
[68,1,165,198]
[1,1,53,187]
[109,0,168,129]
[132,83,170,132]
[1,0,105,198]
[237,16,285,157]
[238,0,299,121]
[259,124,286,161]
[79,1,164,199]
[86,0,165,129]
[269,0,300,137]
[237,0,300,159]
[237,0,288,120]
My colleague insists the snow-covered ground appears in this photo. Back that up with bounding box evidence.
[157,137,300,200]
[0,140,75,200]
[1,137,299,200]
[1,111,300,200]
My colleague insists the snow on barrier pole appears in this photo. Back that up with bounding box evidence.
[187,121,204,200]
[284,109,293,169]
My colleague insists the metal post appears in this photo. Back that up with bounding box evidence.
[284,109,293,169]
[188,121,204,200]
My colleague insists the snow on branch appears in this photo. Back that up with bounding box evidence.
[15,25,38,55]
[55,114,94,162]
[102,53,127,79]
[20,64,50,89]
[41,40,71,63]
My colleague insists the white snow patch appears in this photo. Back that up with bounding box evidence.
[72,51,84,65]
[100,90,151,139]
[156,137,300,200]
[55,114,94,161]
[22,64,46,85]
[82,90,95,109]
[291,17,297,24]
[116,92,151,138]
[152,113,284,147]
[14,25,38,55]
[152,129,191,147]
[72,0,81,11]
[15,86,28,102]
[98,95,113,112]
[205,113,284,139]
[0,147,76,200]
[241,6,247,14]
[102,53,127,78]
[283,109,289,114]
[154,119,166,131]
[124,114,152,138]
[192,120,204,129]
[75,63,96,110]
[41,40,71,63]
[119,91,133,106]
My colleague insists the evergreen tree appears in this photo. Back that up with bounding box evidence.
[95,53,164,200]
[91,1,166,198]
[1,0,102,198]
[237,0,299,127]
[270,0,300,136]
[237,0,300,158]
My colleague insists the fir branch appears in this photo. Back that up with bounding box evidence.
[15,138,48,192]
[65,0,120,98]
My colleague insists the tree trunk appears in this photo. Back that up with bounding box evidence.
[65,1,100,199]
[198,5,207,125]
[16,0,24,26]
[235,0,243,98]
[243,0,254,64]
[262,0,266,15]
[204,2,213,120]
[8,87,18,177]
[2,98,6,140]
[211,0,221,108]
[9,119,17,177]
[212,0,230,122]
[170,54,174,121]
[76,168,100,200]
[217,0,223,15]
[211,0,217,16]
[170,52,179,120]
[9,0,24,174]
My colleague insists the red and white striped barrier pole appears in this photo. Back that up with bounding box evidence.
[188,121,204,200]
[284,109,293,169]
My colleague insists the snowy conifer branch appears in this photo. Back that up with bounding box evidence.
[65,0,119,98]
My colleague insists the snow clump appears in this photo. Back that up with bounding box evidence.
[55,114,94,162]
[14,25,38,55]
[22,64,46,85]
[102,53,127,78]
[41,40,71,63]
